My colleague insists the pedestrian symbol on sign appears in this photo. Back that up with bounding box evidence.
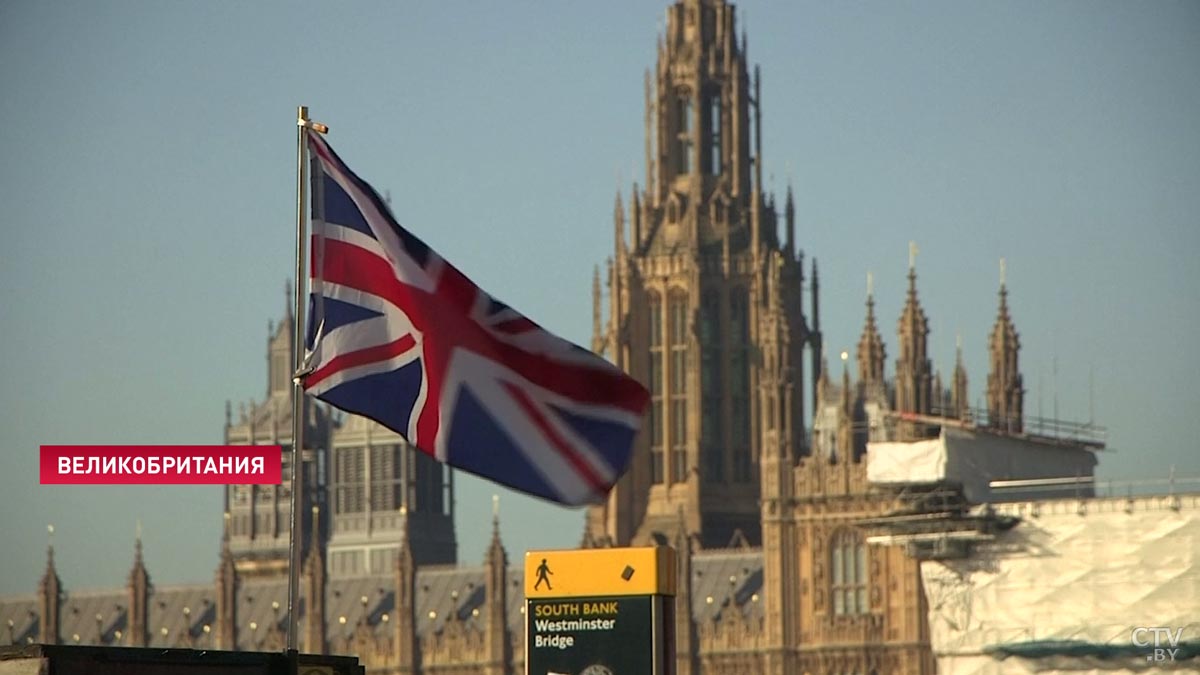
[535,558,554,590]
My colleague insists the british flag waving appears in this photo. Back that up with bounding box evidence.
[302,132,649,506]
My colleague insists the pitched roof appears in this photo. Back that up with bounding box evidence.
[0,550,767,649]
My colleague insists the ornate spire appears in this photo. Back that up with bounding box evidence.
[39,527,61,645]
[649,0,752,223]
[614,189,627,256]
[484,496,510,675]
[486,495,505,563]
[303,505,326,654]
[128,527,150,647]
[987,258,1023,432]
[856,271,886,387]
[395,504,418,674]
[951,333,969,420]
[215,512,238,650]
[895,243,933,431]
[810,256,823,415]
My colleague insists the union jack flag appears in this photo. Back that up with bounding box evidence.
[301,132,649,506]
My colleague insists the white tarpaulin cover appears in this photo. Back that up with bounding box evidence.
[920,494,1200,675]
[867,426,1098,503]
[866,436,946,484]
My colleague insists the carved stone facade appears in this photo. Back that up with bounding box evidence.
[786,461,935,675]
[586,0,819,553]
[2,5,1082,675]
[585,3,937,674]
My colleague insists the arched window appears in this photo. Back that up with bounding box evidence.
[831,529,869,615]
[648,292,664,484]
[676,92,693,175]
[668,291,689,483]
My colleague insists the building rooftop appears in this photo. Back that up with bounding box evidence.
[1,549,767,650]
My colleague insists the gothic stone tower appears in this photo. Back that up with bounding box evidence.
[223,283,330,578]
[225,284,456,579]
[587,0,818,549]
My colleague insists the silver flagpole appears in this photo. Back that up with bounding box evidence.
[289,106,328,655]
[288,105,309,653]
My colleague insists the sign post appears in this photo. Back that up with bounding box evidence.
[525,546,676,675]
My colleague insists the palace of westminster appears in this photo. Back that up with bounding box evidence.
[1,2,1108,674]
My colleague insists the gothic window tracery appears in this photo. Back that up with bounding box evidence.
[668,290,689,483]
[676,92,694,175]
[831,528,869,615]
[648,292,665,484]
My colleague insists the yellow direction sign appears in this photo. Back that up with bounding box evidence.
[525,546,676,675]
[524,546,676,598]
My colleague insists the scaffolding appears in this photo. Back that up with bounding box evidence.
[858,485,1019,561]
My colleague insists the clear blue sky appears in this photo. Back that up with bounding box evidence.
[2,0,1197,596]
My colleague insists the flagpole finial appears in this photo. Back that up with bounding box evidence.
[909,241,919,271]
[297,106,329,134]
[866,270,874,297]
[1000,257,1007,287]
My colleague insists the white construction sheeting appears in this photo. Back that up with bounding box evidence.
[866,436,946,484]
[920,494,1200,675]
[866,426,1098,502]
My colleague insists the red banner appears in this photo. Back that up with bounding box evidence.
[39,445,283,485]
